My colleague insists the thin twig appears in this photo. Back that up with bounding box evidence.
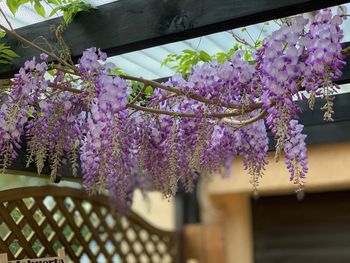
[230,31,255,49]
[0,7,14,31]
[48,82,82,94]
[51,64,77,75]
[0,24,77,73]
[129,84,148,105]
[244,28,256,47]
[342,45,350,56]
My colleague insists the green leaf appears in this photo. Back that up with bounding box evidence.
[183,49,196,54]
[112,67,126,76]
[47,0,60,4]
[0,31,5,38]
[2,48,18,58]
[34,3,46,17]
[47,69,57,76]
[63,11,73,23]
[244,51,251,61]
[7,0,21,14]
[199,50,211,62]
[0,59,10,64]
[59,1,96,24]
[27,110,34,118]
[49,6,61,17]
[145,86,154,97]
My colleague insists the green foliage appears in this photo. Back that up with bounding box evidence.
[112,67,127,76]
[145,85,154,97]
[129,83,154,103]
[213,43,241,63]
[0,43,18,64]
[0,31,18,64]
[1,0,94,64]
[161,42,255,77]
[161,49,212,76]
[5,0,95,24]
[51,0,96,25]
[110,67,154,103]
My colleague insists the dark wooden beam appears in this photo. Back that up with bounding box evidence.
[268,92,350,150]
[1,0,349,77]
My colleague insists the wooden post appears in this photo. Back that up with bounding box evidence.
[57,248,65,261]
[0,253,8,263]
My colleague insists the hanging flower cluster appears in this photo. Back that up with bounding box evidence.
[0,7,347,207]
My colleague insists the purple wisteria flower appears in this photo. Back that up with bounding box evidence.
[0,7,346,208]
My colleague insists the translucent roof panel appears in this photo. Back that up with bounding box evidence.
[0,0,116,29]
[108,3,350,79]
[107,21,282,79]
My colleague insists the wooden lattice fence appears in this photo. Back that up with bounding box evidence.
[0,186,178,262]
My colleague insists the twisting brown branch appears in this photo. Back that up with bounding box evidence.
[1,79,83,94]
[51,64,77,75]
[123,75,214,104]
[48,82,83,94]
[0,79,11,86]
[1,22,349,125]
[122,75,242,109]
[128,104,245,119]
[223,109,267,125]
[229,30,255,49]
[3,77,252,119]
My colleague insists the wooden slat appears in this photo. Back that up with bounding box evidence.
[1,0,349,78]
[0,238,12,255]
[130,224,154,259]
[0,203,36,258]
[71,199,112,261]
[14,200,56,256]
[54,198,95,260]
[73,200,122,255]
[34,198,79,261]
[94,204,134,254]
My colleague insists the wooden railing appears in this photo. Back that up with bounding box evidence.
[0,186,178,262]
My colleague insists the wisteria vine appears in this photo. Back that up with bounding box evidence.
[0,7,348,208]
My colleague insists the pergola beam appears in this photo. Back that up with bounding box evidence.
[1,0,349,77]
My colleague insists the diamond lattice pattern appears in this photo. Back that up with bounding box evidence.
[0,186,177,262]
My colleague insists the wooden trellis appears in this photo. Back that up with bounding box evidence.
[0,186,178,262]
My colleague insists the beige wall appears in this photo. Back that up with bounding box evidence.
[208,142,350,196]
[201,142,350,263]
[132,190,175,231]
